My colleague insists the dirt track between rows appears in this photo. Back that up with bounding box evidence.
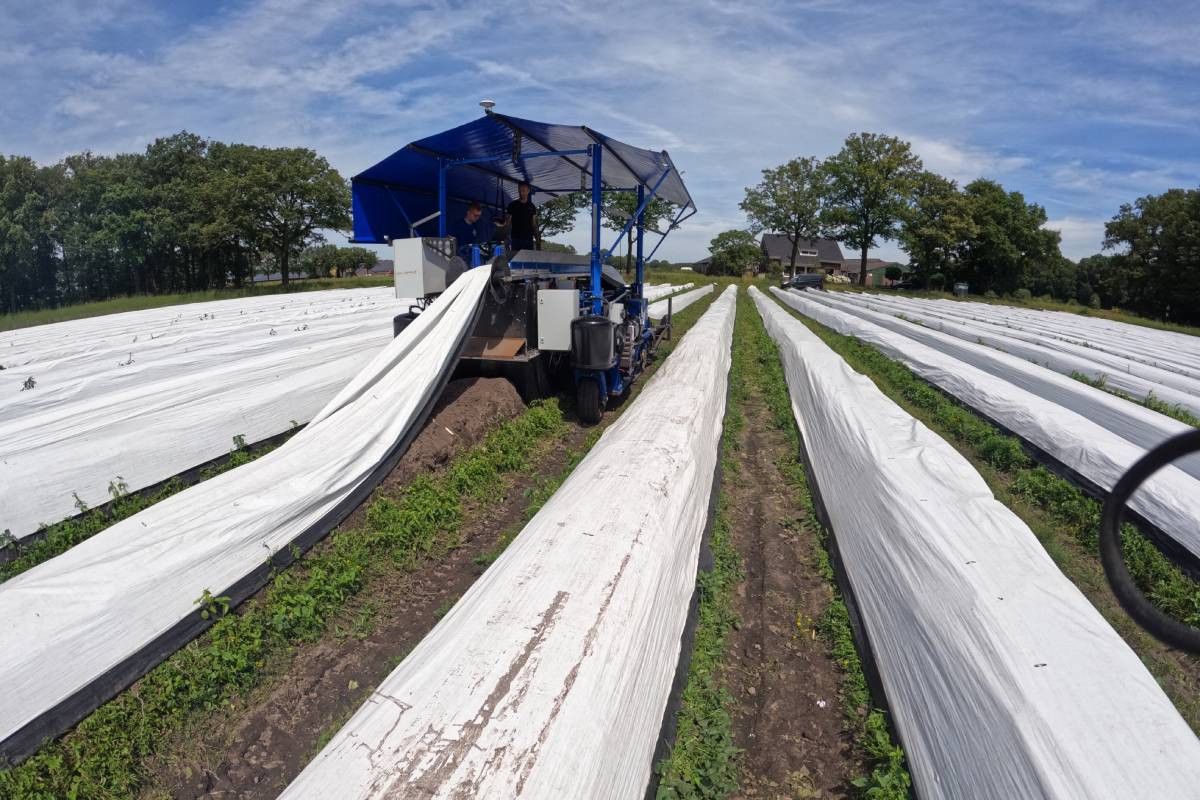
[724,393,861,798]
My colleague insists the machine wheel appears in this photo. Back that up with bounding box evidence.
[392,311,419,338]
[577,378,603,425]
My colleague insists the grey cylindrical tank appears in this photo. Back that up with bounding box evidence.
[571,315,616,369]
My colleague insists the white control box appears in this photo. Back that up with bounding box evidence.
[537,289,580,351]
[393,237,458,299]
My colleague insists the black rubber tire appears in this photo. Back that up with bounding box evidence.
[577,378,603,426]
[1100,428,1200,653]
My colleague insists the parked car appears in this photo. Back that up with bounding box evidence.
[781,273,824,291]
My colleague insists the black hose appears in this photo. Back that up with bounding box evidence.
[1100,429,1200,653]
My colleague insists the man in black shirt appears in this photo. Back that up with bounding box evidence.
[506,181,538,253]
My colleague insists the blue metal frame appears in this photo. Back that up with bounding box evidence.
[437,160,448,237]
[589,143,603,315]
[636,184,645,300]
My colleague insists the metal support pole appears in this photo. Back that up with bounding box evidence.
[635,184,645,299]
[437,161,447,238]
[590,144,603,315]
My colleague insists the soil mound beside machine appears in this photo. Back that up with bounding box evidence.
[350,108,696,423]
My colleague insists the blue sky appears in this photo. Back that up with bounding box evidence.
[2,0,1198,263]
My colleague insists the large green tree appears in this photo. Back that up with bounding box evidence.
[898,172,975,286]
[535,192,588,245]
[1104,188,1200,323]
[0,156,64,312]
[821,133,923,285]
[957,179,1063,296]
[740,157,826,278]
[707,229,760,276]
[0,132,355,312]
[242,148,350,287]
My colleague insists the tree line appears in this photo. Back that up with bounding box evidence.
[709,133,1200,325]
[0,130,688,316]
[0,132,350,314]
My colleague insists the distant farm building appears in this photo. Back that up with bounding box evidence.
[760,235,847,275]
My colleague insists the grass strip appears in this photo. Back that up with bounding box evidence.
[1,436,283,583]
[1069,371,1200,428]
[746,289,912,798]
[473,427,602,569]
[0,402,568,798]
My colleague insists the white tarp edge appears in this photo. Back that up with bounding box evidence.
[1,288,407,540]
[770,287,1200,561]
[0,268,490,758]
[280,286,737,800]
[914,297,1200,380]
[643,282,694,301]
[796,290,1200,477]
[752,286,1200,800]
[647,283,714,321]
[849,292,1200,402]
[822,291,1200,416]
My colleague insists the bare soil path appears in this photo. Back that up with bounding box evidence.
[724,392,861,799]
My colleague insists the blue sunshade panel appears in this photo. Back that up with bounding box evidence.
[351,113,694,244]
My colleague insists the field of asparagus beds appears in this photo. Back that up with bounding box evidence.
[5,279,1200,800]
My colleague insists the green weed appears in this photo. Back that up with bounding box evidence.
[1070,371,1200,428]
[1,436,282,584]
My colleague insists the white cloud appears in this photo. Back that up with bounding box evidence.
[906,135,1031,185]
[2,0,1198,265]
[1044,216,1107,260]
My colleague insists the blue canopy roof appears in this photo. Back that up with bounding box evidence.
[351,112,695,244]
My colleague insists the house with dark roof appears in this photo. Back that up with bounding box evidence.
[760,235,846,275]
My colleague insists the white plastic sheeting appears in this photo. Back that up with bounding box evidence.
[0,269,488,762]
[829,291,1200,409]
[900,295,1200,381]
[0,288,408,540]
[752,286,1200,800]
[642,282,694,301]
[795,290,1200,478]
[647,282,714,321]
[281,286,737,800]
[770,287,1200,561]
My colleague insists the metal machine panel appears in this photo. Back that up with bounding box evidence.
[537,289,580,351]
[393,237,457,299]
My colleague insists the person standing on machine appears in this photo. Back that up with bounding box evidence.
[506,180,538,253]
[451,201,487,262]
